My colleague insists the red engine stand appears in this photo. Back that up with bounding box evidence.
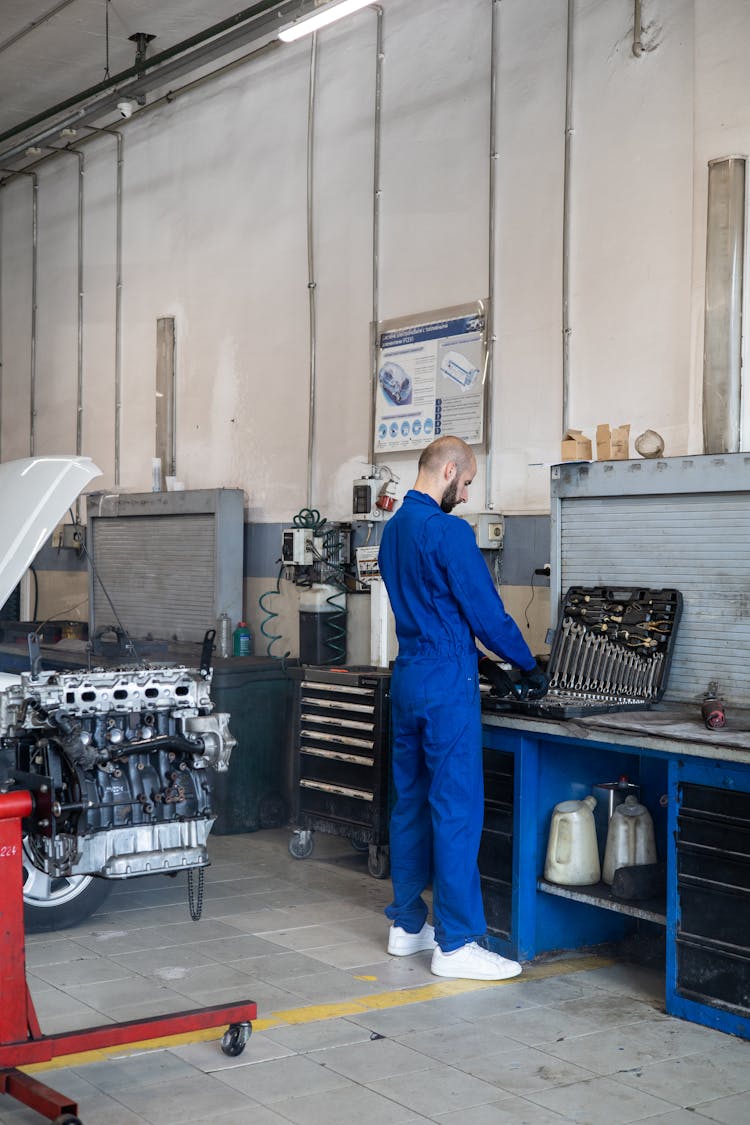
[0,790,257,1123]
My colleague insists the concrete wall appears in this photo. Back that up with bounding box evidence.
[2,0,750,658]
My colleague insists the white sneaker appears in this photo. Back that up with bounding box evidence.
[387,921,437,956]
[431,941,522,981]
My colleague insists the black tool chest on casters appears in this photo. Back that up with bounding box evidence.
[288,666,392,878]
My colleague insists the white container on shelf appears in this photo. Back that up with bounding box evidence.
[602,795,657,885]
[544,795,601,886]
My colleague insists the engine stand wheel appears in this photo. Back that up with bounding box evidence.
[368,844,390,879]
[288,830,314,860]
[221,1020,253,1057]
[350,836,369,853]
[52,1116,83,1125]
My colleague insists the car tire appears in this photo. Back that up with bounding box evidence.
[22,840,112,933]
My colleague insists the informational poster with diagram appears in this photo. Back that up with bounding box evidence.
[374,304,487,453]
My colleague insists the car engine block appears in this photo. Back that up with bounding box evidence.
[0,665,235,880]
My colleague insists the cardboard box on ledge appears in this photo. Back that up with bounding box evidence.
[596,423,630,460]
[561,429,592,461]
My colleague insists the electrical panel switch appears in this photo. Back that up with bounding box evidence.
[461,513,505,550]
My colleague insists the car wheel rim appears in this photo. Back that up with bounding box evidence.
[22,841,95,908]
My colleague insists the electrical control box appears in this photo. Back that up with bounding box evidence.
[352,478,383,521]
[282,523,352,582]
[282,527,315,566]
[460,512,505,550]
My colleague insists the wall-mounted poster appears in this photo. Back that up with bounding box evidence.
[373,302,488,453]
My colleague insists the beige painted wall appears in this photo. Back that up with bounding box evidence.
[4,1,750,653]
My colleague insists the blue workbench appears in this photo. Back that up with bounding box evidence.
[482,706,750,1040]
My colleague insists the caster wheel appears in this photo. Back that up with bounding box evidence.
[53,1116,83,1125]
[221,1021,252,1057]
[350,836,369,853]
[288,831,314,860]
[368,844,390,879]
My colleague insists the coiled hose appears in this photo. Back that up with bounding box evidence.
[293,507,325,532]
[325,582,347,665]
[259,565,291,662]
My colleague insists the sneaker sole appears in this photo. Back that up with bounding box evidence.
[431,961,522,981]
[388,940,437,956]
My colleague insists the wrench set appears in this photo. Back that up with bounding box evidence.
[484,585,682,719]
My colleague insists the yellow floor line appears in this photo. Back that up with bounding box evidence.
[19,953,613,1074]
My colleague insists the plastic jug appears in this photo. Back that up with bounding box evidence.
[591,776,640,855]
[602,794,657,885]
[544,795,601,886]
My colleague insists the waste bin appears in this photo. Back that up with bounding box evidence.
[209,656,295,834]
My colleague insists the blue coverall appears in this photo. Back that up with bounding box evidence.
[378,489,536,952]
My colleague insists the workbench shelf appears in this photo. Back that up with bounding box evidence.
[537,878,666,925]
[481,718,750,1041]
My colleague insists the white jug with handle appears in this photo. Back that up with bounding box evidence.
[544,795,601,885]
[602,794,657,884]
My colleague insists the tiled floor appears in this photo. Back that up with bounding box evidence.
[3,829,748,1124]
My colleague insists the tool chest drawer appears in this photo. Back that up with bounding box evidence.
[479,749,514,940]
[289,667,392,874]
[676,781,750,1018]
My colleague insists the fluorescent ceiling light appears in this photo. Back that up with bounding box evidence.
[278,0,373,42]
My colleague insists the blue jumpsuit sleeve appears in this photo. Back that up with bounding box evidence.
[439,517,536,671]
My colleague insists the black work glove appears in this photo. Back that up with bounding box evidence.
[478,656,519,698]
[517,663,550,701]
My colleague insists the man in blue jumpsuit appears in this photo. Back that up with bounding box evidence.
[378,435,548,980]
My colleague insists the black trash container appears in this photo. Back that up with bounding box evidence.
[209,656,295,834]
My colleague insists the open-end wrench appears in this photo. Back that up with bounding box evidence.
[574,632,594,690]
[554,620,576,689]
[617,651,627,695]
[639,656,650,696]
[651,652,664,698]
[588,634,605,690]
[561,623,584,689]
[625,652,638,693]
[549,618,572,688]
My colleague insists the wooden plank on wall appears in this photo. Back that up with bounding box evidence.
[155,316,176,477]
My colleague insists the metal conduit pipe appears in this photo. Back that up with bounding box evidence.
[85,127,124,486]
[0,0,78,58]
[485,0,500,511]
[45,146,85,484]
[562,0,574,435]
[0,190,2,456]
[0,1,318,168]
[0,168,39,456]
[368,6,384,467]
[306,32,319,510]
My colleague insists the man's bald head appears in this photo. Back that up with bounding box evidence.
[418,436,475,477]
[414,435,477,512]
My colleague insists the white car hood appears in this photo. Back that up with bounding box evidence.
[0,456,102,611]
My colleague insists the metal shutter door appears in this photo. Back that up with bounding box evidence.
[91,514,215,642]
[560,493,750,705]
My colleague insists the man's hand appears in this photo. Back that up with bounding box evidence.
[478,656,518,698]
[517,664,549,701]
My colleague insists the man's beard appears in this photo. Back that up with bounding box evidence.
[441,479,459,513]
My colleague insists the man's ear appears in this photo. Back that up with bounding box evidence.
[444,460,457,482]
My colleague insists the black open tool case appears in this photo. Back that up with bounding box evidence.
[482,585,683,719]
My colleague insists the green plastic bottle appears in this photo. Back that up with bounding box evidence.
[232,621,252,656]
